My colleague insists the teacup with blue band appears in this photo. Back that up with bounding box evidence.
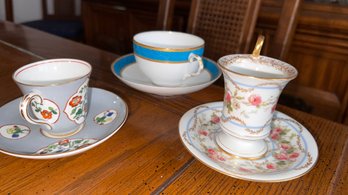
[133,31,205,87]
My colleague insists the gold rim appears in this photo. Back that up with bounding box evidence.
[133,40,204,52]
[13,59,92,87]
[218,55,298,81]
[215,137,268,160]
[178,101,319,182]
[40,123,85,138]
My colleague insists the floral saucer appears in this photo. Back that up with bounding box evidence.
[0,88,128,159]
[111,53,221,96]
[179,102,318,182]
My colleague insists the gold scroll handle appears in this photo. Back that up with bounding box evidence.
[252,35,265,58]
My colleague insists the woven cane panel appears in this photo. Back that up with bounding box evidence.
[192,0,251,60]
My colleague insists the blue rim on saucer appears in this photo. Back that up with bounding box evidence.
[111,53,221,96]
[113,54,220,79]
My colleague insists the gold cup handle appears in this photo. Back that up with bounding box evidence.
[252,35,265,58]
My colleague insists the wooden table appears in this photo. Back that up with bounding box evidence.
[0,21,347,194]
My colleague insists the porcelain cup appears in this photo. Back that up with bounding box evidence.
[216,54,298,158]
[13,59,92,138]
[133,31,205,87]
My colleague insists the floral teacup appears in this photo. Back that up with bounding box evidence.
[13,59,92,138]
[216,53,297,158]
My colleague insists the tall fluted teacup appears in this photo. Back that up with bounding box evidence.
[216,54,298,158]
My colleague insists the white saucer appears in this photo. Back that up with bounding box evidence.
[111,53,221,96]
[0,88,128,159]
[179,102,318,182]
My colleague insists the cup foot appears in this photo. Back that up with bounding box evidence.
[215,131,267,159]
[40,123,85,138]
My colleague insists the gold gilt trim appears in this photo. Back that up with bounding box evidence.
[13,59,92,87]
[215,137,268,160]
[218,54,298,81]
[133,40,204,52]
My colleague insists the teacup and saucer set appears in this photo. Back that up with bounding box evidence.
[0,59,128,159]
[178,36,319,182]
[111,31,221,96]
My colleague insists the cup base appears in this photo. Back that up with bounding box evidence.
[40,123,85,138]
[215,131,267,159]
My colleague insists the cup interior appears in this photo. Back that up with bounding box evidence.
[133,31,204,49]
[13,59,91,85]
[218,55,297,80]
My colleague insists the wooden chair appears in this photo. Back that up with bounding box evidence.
[157,0,176,30]
[4,0,13,21]
[5,0,83,41]
[266,0,346,122]
[186,0,262,61]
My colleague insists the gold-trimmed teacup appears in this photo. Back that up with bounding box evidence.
[133,31,205,87]
[216,53,298,158]
[13,59,92,138]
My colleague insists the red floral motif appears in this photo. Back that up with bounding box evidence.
[275,152,288,160]
[198,129,208,136]
[41,110,52,119]
[69,96,82,107]
[289,152,300,159]
[239,167,251,172]
[58,139,70,145]
[266,163,276,169]
[248,94,262,106]
[270,127,282,140]
[211,116,220,124]
[207,148,225,161]
[225,92,231,102]
[281,143,291,150]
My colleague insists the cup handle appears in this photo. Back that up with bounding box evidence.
[183,53,204,80]
[19,93,52,130]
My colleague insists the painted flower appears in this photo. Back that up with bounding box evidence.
[266,163,276,169]
[289,152,300,159]
[275,152,288,160]
[69,96,82,107]
[239,167,251,172]
[59,139,70,145]
[280,143,291,150]
[274,127,282,133]
[207,148,225,161]
[106,111,114,117]
[198,129,208,136]
[225,92,231,102]
[248,94,262,106]
[41,110,52,119]
[211,115,220,124]
[207,148,216,155]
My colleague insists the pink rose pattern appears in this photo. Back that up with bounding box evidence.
[191,110,303,174]
[224,88,278,116]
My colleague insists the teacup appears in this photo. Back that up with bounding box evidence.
[133,31,205,87]
[13,59,92,138]
[216,54,298,158]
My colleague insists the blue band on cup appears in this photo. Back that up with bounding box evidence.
[133,43,204,63]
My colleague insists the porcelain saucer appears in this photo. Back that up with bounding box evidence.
[179,102,318,182]
[111,53,221,96]
[0,88,128,159]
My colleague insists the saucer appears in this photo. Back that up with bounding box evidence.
[0,88,128,159]
[111,53,221,96]
[179,102,318,182]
